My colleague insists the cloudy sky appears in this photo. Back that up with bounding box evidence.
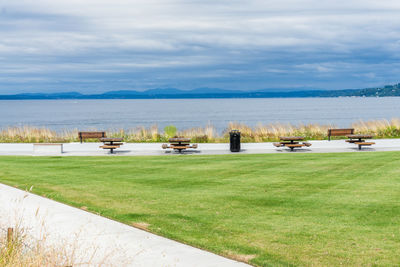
[1,0,400,94]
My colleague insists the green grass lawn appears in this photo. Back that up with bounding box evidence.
[0,153,400,266]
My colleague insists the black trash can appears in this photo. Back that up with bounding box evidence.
[230,130,241,152]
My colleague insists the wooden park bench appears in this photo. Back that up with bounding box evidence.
[327,128,354,141]
[78,131,106,143]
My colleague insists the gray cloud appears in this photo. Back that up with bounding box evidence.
[0,0,400,93]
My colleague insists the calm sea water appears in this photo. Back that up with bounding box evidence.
[1,98,399,132]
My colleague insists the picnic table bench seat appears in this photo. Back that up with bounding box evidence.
[100,145,120,149]
[345,139,361,143]
[285,144,305,148]
[99,145,120,153]
[285,143,308,151]
[273,142,281,147]
[354,142,375,150]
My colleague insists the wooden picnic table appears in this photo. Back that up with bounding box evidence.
[346,135,375,150]
[279,136,304,142]
[169,138,191,144]
[162,138,198,153]
[99,138,124,154]
[274,136,311,151]
[346,134,373,142]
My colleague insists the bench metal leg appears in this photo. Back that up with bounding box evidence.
[358,145,362,150]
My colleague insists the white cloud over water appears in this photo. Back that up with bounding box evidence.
[1,0,400,93]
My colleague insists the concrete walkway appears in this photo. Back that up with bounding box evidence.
[0,183,249,266]
[1,139,400,156]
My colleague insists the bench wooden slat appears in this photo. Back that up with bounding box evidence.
[100,145,120,149]
[285,144,305,148]
[353,142,375,150]
[354,142,375,145]
[284,143,308,151]
[171,146,190,149]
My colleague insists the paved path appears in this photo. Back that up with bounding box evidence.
[1,139,400,156]
[0,183,249,266]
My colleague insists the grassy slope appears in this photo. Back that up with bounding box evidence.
[0,153,399,266]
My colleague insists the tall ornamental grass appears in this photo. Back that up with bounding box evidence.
[1,119,400,143]
[0,226,73,267]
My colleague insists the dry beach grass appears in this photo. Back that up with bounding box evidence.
[1,119,400,143]
[0,226,73,267]
[0,188,116,267]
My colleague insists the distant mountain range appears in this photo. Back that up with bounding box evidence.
[1,84,400,99]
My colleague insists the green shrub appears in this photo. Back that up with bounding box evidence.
[164,125,177,138]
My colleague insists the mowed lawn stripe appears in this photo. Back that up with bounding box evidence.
[0,152,399,266]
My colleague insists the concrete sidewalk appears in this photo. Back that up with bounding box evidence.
[1,139,400,156]
[0,183,249,266]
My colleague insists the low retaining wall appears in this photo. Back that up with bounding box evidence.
[33,143,63,155]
